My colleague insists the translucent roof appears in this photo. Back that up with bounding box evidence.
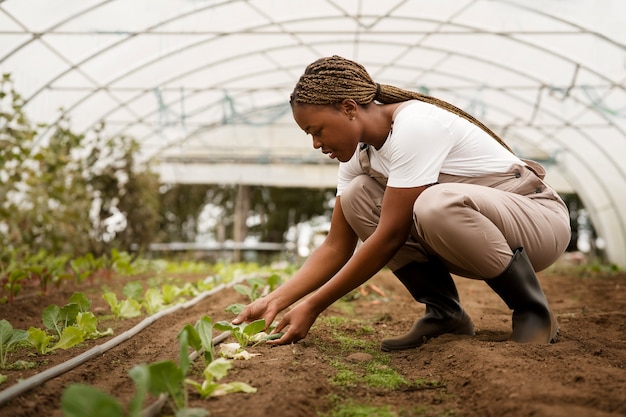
[1,0,625,266]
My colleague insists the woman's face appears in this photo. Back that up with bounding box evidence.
[292,103,360,163]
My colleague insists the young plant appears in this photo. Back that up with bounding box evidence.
[29,292,112,354]
[0,319,28,369]
[213,319,266,349]
[185,357,256,398]
[178,316,216,368]
[102,291,142,319]
[224,273,283,315]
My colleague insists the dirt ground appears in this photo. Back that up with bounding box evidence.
[1,257,625,417]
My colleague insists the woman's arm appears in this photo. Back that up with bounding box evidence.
[232,196,359,327]
[269,185,426,344]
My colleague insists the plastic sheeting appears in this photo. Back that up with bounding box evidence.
[1,0,625,266]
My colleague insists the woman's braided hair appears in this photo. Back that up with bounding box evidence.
[290,55,512,152]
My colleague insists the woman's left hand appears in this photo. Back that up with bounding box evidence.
[266,301,320,345]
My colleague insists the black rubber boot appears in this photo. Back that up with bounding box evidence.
[381,259,475,351]
[486,248,559,343]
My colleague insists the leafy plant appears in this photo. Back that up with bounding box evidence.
[28,292,112,354]
[43,303,80,338]
[213,319,266,349]
[186,357,256,398]
[178,316,216,367]
[142,287,165,315]
[102,291,142,319]
[0,319,28,369]
[225,274,283,315]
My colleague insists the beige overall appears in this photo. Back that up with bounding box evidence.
[339,144,572,279]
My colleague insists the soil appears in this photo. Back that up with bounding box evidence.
[1,257,625,417]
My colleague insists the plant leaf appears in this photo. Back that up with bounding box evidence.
[224,303,245,315]
[68,292,91,313]
[145,360,185,408]
[59,303,80,327]
[75,312,98,337]
[205,357,232,381]
[212,381,257,396]
[213,321,235,332]
[243,319,266,337]
[42,304,62,334]
[61,384,124,417]
[0,320,13,346]
[123,281,143,300]
[195,316,214,364]
[128,364,150,417]
[102,292,119,316]
[143,287,164,315]
[118,299,142,319]
[50,327,85,350]
[27,327,52,355]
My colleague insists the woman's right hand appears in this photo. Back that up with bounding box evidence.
[231,296,282,330]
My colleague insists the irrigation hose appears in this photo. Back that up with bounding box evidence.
[0,276,245,407]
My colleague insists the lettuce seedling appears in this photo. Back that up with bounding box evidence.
[102,292,142,319]
[142,287,165,315]
[213,319,266,348]
[0,319,28,369]
[178,316,216,368]
[185,357,256,398]
[42,303,79,339]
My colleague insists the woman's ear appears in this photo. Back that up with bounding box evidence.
[340,99,358,118]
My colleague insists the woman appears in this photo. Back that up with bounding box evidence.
[233,55,571,350]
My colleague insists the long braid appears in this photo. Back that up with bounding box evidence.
[290,55,513,153]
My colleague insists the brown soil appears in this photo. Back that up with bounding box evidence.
[1,260,625,417]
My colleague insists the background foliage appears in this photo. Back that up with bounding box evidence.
[1,74,332,258]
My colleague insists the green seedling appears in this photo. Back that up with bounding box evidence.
[142,287,165,315]
[102,291,142,319]
[29,294,112,354]
[213,319,266,348]
[225,274,283,315]
[178,316,216,368]
[68,292,92,313]
[185,357,256,398]
[0,319,28,369]
[42,303,79,338]
[123,281,144,301]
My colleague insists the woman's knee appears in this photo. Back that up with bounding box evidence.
[340,175,383,217]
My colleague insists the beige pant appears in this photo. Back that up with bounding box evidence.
[340,152,571,279]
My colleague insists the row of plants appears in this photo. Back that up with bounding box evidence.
[0,248,154,303]
[59,274,288,417]
[0,264,290,386]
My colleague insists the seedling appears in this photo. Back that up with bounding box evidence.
[213,319,266,348]
[0,319,28,369]
[178,316,216,367]
[28,293,112,354]
[102,291,142,319]
[185,357,256,398]
[225,273,283,315]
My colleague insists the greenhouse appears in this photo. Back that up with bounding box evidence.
[1,1,625,417]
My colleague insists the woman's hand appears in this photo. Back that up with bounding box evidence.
[231,296,281,330]
[266,301,320,346]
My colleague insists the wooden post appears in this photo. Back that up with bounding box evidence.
[233,184,250,262]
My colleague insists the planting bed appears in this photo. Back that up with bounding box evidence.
[1,263,625,417]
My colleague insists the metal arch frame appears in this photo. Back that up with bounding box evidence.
[9,3,622,141]
[1,0,625,263]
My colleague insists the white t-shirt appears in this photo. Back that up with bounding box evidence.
[337,100,523,195]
